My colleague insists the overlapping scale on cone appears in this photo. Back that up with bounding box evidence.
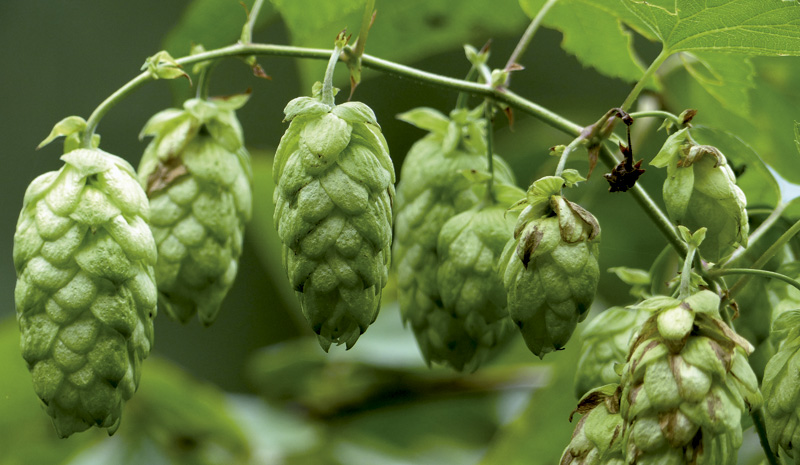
[393,106,518,370]
[137,94,252,325]
[272,84,395,350]
[619,290,762,464]
[13,148,157,437]
[498,176,600,358]
[762,310,800,462]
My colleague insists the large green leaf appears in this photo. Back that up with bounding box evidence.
[519,0,650,84]
[623,0,800,55]
[681,52,755,118]
[270,0,529,89]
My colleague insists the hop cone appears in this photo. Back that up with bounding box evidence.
[619,290,762,464]
[137,95,252,325]
[13,148,157,437]
[574,307,650,398]
[561,384,625,465]
[272,84,395,350]
[431,201,520,371]
[393,106,516,369]
[498,176,600,358]
[762,310,800,461]
[651,129,748,262]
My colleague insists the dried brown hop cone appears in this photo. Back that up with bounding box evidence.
[14,146,157,437]
[498,175,600,358]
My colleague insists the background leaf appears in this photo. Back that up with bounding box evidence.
[623,0,800,55]
[680,52,755,118]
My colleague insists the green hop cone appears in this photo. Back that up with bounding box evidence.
[498,176,600,358]
[651,129,748,262]
[619,290,762,464]
[137,94,252,325]
[13,148,157,437]
[561,384,625,465]
[272,83,395,350]
[762,310,800,461]
[393,106,517,369]
[574,307,650,398]
[430,199,520,372]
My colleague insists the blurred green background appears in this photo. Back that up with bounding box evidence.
[1,1,798,464]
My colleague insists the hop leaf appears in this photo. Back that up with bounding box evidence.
[619,290,762,464]
[137,96,252,325]
[13,148,157,437]
[498,176,601,358]
[393,106,518,369]
[272,88,395,350]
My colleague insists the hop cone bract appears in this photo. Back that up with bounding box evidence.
[651,129,748,262]
[762,310,800,461]
[393,106,517,369]
[574,307,650,398]
[498,176,600,358]
[272,85,395,350]
[13,148,157,437]
[137,95,252,325]
[619,291,762,464]
[561,384,625,465]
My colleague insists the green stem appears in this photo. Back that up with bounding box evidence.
[353,0,375,58]
[485,99,495,203]
[620,49,670,112]
[245,0,265,43]
[729,217,800,298]
[455,67,479,110]
[503,0,559,75]
[628,110,682,127]
[710,268,800,293]
[77,42,683,259]
[321,36,347,107]
[752,408,782,465]
[554,136,582,178]
[679,245,697,299]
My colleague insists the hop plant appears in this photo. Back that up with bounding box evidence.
[761,310,800,461]
[137,94,252,325]
[393,106,517,369]
[619,290,762,464]
[574,307,650,398]
[498,175,600,358]
[272,83,395,350]
[561,384,625,465]
[651,129,748,262]
[13,146,157,437]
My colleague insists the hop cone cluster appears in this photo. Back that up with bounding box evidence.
[498,176,600,358]
[619,290,762,464]
[13,148,157,437]
[574,307,650,398]
[138,95,252,325]
[762,310,800,461]
[651,129,748,262]
[561,384,625,465]
[272,84,395,350]
[393,106,518,370]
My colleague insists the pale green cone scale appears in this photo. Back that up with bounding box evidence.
[273,87,395,350]
[14,148,157,437]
